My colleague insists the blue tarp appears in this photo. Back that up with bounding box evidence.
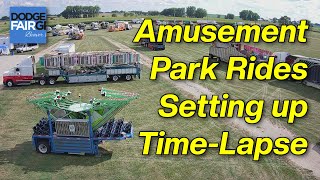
[0,45,10,55]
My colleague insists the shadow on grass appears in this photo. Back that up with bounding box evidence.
[203,60,320,103]
[0,141,112,173]
[268,80,320,103]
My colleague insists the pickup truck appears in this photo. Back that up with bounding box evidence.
[16,44,39,53]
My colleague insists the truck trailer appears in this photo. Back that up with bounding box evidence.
[209,42,320,90]
[3,51,141,87]
[139,32,165,51]
[209,42,245,62]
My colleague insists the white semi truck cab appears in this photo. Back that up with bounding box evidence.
[3,56,38,87]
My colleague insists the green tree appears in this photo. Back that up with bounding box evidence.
[186,6,196,17]
[60,5,101,19]
[0,16,9,21]
[279,16,291,25]
[272,17,278,23]
[225,13,235,19]
[161,8,185,17]
[112,13,117,17]
[306,20,311,26]
[239,10,249,20]
[239,10,260,21]
[195,8,207,18]
[148,11,160,16]
[252,12,260,21]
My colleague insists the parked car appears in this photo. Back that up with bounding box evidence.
[16,44,39,53]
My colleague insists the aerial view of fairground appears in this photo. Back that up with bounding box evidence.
[0,0,320,179]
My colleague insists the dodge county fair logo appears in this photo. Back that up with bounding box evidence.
[10,7,47,44]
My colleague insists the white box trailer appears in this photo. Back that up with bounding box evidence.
[0,36,14,50]
[54,43,76,54]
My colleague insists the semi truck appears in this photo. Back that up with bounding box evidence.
[3,51,141,87]
[139,38,165,51]
[139,32,165,51]
[28,89,137,155]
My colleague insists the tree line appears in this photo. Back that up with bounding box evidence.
[112,7,208,18]
[272,16,312,26]
[60,6,101,19]
[56,5,315,27]
[239,10,260,21]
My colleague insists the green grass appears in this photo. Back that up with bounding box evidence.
[311,26,320,32]
[0,27,319,179]
[0,68,315,179]
[69,34,119,52]
[96,28,320,144]
[0,21,9,34]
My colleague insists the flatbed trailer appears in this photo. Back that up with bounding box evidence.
[3,54,141,87]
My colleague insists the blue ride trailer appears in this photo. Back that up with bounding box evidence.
[29,89,138,155]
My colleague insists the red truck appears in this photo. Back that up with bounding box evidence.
[2,56,54,87]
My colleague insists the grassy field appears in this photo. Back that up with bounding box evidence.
[0,21,9,34]
[0,28,319,179]
[86,29,320,144]
[0,68,314,179]
[312,26,320,32]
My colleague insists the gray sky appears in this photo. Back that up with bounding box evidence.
[1,0,319,23]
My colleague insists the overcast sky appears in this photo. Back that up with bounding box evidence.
[1,0,319,23]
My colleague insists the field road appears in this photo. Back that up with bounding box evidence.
[103,37,320,178]
[0,40,65,87]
